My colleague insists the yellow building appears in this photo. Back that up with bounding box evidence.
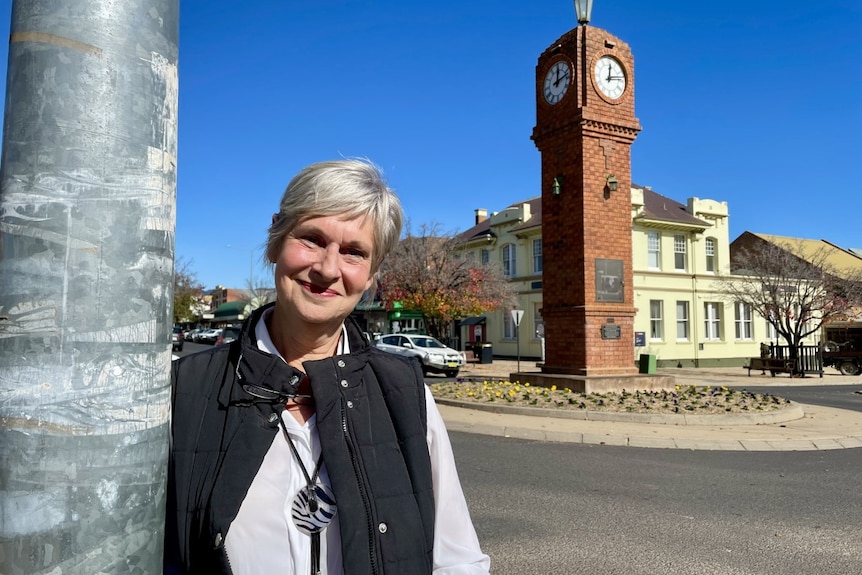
[455,186,775,367]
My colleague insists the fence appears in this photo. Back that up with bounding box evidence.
[769,343,823,376]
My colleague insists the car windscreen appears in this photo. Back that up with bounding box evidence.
[411,337,445,349]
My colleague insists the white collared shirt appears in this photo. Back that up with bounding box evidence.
[224,313,490,574]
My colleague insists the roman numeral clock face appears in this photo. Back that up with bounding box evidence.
[594,55,627,100]
[543,60,571,105]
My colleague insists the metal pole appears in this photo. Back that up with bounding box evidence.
[0,1,178,573]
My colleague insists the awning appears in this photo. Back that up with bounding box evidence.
[458,316,486,327]
[213,300,249,320]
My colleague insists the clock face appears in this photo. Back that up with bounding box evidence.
[543,60,571,105]
[594,56,626,100]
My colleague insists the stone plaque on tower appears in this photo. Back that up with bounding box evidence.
[531,4,641,377]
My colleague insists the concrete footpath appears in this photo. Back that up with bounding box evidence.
[436,360,862,451]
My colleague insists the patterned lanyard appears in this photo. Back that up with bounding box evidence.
[277,413,337,575]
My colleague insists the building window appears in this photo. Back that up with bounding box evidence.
[766,318,777,342]
[465,251,475,261]
[503,312,516,339]
[502,244,516,277]
[649,300,663,340]
[480,248,489,265]
[674,234,687,271]
[704,302,721,341]
[532,238,542,274]
[734,302,753,340]
[647,232,661,270]
[705,237,716,272]
[676,301,690,340]
[533,303,543,340]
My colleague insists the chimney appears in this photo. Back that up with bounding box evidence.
[475,208,488,225]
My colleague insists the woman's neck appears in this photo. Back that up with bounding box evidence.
[265,308,343,370]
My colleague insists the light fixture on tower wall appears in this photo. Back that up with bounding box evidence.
[552,175,564,196]
[605,174,618,192]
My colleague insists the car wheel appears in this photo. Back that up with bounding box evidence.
[838,361,860,376]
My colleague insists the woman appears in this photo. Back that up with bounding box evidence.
[166,159,490,575]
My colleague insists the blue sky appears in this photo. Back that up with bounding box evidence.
[1,0,860,290]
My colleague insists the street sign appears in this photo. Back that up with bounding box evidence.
[511,309,524,327]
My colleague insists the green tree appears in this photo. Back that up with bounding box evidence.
[173,257,205,325]
[377,223,517,340]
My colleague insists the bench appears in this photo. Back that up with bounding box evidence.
[745,357,795,376]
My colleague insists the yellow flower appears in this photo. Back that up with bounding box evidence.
[550,385,557,391]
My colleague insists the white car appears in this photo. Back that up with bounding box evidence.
[375,334,464,377]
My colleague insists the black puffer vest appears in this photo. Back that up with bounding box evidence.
[166,304,435,574]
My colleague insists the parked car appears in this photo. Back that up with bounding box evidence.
[374,333,464,377]
[198,328,222,344]
[216,325,242,346]
[171,326,184,352]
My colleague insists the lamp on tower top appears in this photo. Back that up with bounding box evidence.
[574,0,594,25]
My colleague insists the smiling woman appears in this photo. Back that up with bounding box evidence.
[167,159,491,575]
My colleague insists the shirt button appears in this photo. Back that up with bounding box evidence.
[346,401,354,409]
[378,522,388,534]
[340,379,349,388]
[337,360,346,368]
[289,375,300,385]
[214,533,223,547]
[267,413,279,424]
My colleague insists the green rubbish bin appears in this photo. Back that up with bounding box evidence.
[478,343,493,364]
[638,354,656,374]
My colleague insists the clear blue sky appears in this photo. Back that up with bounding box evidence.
[1,0,860,290]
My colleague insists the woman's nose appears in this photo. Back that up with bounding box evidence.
[313,243,341,278]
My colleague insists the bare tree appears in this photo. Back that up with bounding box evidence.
[718,236,862,370]
[241,275,276,315]
[174,257,206,325]
[378,222,518,340]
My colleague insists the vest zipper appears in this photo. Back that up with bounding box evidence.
[341,399,380,575]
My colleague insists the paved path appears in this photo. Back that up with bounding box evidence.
[438,360,862,451]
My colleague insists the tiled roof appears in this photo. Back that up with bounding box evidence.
[635,184,710,228]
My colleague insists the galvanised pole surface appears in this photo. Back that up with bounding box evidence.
[0,1,178,573]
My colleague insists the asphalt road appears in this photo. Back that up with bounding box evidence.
[453,432,862,575]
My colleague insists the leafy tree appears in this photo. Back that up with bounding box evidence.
[377,223,518,340]
[719,236,862,371]
[173,257,205,325]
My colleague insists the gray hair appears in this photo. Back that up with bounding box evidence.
[265,159,403,272]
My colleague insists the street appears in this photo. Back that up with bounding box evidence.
[453,432,862,575]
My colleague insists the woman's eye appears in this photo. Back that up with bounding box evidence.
[300,235,325,247]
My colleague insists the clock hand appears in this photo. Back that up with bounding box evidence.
[554,70,569,87]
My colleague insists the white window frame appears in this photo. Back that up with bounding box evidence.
[705,237,716,273]
[502,244,516,278]
[674,234,687,271]
[734,302,753,340]
[649,300,663,341]
[503,312,516,339]
[704,302,721,341]
[533,302,543,340]
[676,300,690,341]
[647,232,661,270]
[532,238,542,274]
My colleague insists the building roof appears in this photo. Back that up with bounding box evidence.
[633,185,711,229]
[748,233,862,277]
[458,196,542,243]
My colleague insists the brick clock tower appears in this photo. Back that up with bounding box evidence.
[531,6,641,377]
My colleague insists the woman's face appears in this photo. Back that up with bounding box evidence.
[273,214,376,329]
